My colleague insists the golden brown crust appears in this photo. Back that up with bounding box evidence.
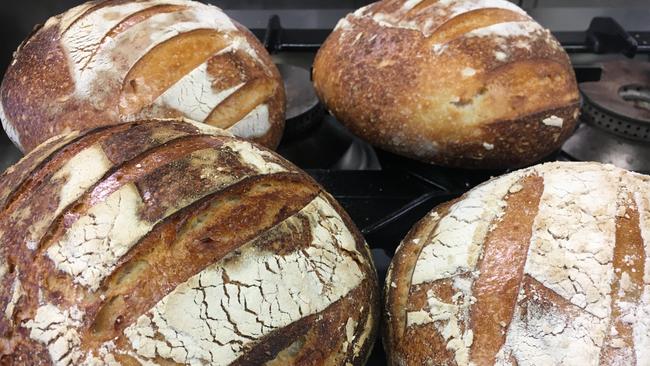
[0,23,84,152]
[235,280,376,366]
[79,173,322,344]
[384,162,650,365]
[0,119,377,365]
[0,132,80,210]
[383,200,454,366]
[232,21,286,150]
[0,0,285,152]
[468,175,543,364]
[313,0,580,169]
[599,194,646,365]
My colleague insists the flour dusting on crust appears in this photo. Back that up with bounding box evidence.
[124,195,365,364]
[393,162,650,366]
[349,0,529,37]
[25,304,85,366]
[227,104,271,138]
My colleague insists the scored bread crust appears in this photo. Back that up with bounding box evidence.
[313,0,580,169]
[384,161,650,366]
[0,0,285,152]
[0,119,378,365]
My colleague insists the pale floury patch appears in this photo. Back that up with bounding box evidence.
[124,196,366,364]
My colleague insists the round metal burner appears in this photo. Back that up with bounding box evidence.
[563,60,650,172]
[563,123,650,172]
[276,63,323,141]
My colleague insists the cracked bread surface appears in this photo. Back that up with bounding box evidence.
[384,161,650,366]
[313,0,580,169]
[0,0,285,152]
[0,119,379,366]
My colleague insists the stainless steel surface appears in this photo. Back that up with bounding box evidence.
[524,7,650,32]
[276,63,325,140]
[565,59,650,170]
[332,139,381,170]
[580,61,650,139]
[582,101,650,143]
[0,134,21,173]
[226,6,650,33]
[276,63,318,121]
[563,122,650,172]
[227,9,353,30]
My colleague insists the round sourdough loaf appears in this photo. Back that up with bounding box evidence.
[0,119,378,365]
[0,0,285,152]
[384,162,650,365]
[313,0,580,169]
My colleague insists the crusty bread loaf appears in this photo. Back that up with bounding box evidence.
[0,0,285,152]
[313,0,580,169]
[0,119,378,365]
[384,162,650,365]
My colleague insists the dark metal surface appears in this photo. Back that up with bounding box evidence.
[228,9,650,54]
[564,59,650,172]
[0,133,20,172]
[585,17,638,57]
[275,63,324,141]
[581,60,650,128]
[563,120,650,172]
[244,20,650,55]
